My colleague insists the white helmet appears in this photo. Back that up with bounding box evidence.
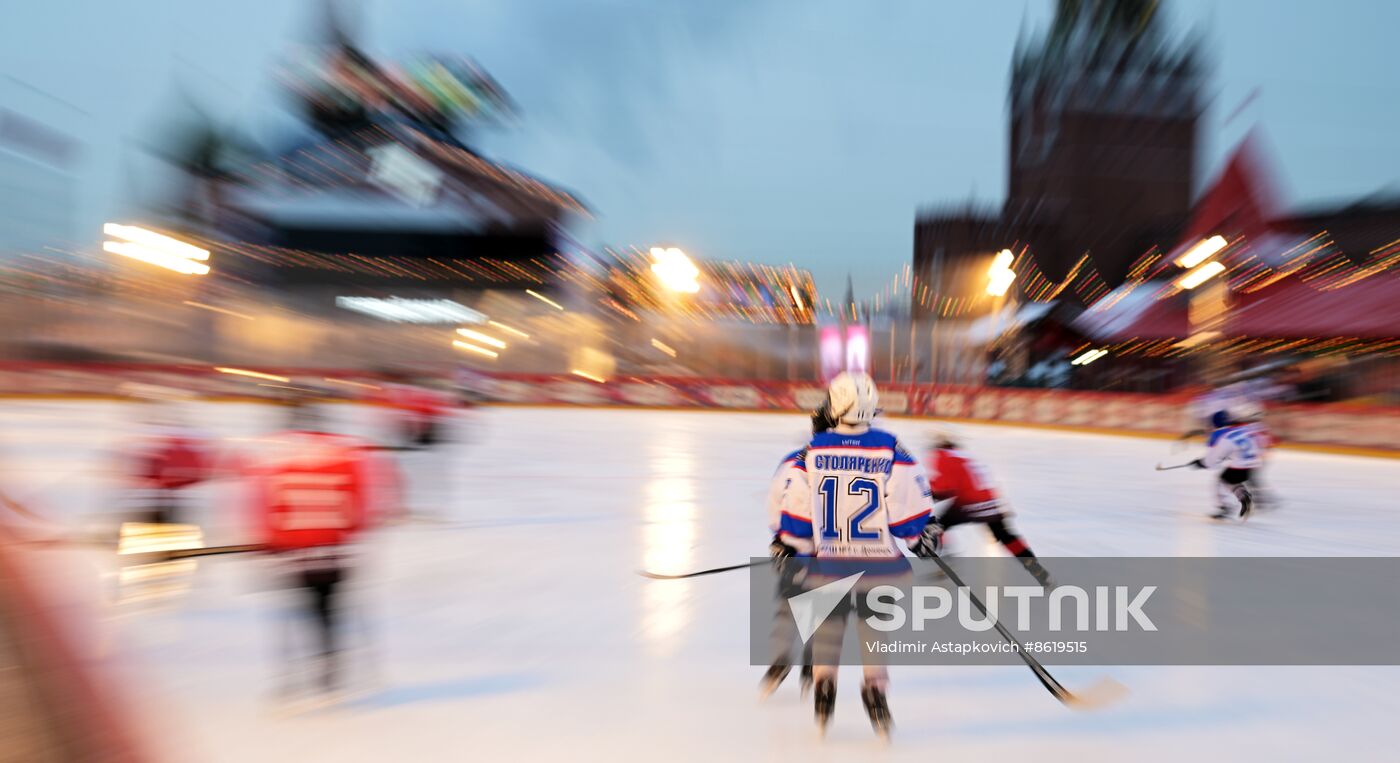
[825,371,879,426]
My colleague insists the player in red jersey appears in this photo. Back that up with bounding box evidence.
[248,401,389,696]
[380,381,452,448]
[126,404,212,524]
[923,424,1052,587]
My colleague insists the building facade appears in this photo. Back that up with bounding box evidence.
[914,0,1201,318]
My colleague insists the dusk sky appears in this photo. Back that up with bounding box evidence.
[4,0,1398,297]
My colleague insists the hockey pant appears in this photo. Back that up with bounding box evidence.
[938,502,1038,559]
[767,562,813,669]
[279,550,350,689]
[810,578,905,691]
[1217,468,1254,517]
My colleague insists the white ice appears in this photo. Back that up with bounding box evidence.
[3,402,1399,762]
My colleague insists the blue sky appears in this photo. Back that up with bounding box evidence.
[3,0,1398,297]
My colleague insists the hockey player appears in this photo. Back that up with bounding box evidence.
[921,425,1052,587]
[1191,409,1263,520]
[759,409,834,699]
[247,401,384,699]
[126,404,212,525]
[379,381,451,449]
[771,372,935,738]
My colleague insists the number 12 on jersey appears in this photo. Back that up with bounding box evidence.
[818,475,883,541]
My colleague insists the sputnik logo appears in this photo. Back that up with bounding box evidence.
[787,572,864,643]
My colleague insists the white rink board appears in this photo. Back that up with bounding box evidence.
[2,403,1399,762]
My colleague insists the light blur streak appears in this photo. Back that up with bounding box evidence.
[650,338,677,357]
[1177,260,1227,290]
[214,367,288,382]
[102,241,210,275]
[115,522,203,604]
[570,369,605,383]
[1176,235,1228,268]
[525,289,564,310]
[452,340,499,358]
[640,435,697,656]
[182,301,254,321]
[1072,348,1108,365]
[487,320,530,338]
[102,224,209,261]
[335,296,485,324]
[456,328,507,348]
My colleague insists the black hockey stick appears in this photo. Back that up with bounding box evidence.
[1154,461,1198,471]
[118,543,268,562]
[926,553,1127,710]
[638,560,768,580]
[166,543,266,559]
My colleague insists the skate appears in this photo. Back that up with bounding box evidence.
[758,663,791,700]
[799,665,814,699]
[860,684,893,741]
[813,678,836,735]
[1023,558,1054,588]
[1210,507,1231,521]
[1237,488,1254,521]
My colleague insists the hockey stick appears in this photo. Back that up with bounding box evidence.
[638,560,769,580]
[117,543,268,562]
[925,553,1127,710]
[1154,461,1198,471]
[167,543,266,559]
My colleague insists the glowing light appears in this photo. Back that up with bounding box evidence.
[789,284,805,310]
[649,247,701,293]
[456,328,506,348]
[1175,235,1228,268]
[453,340,499,358]
[1176,261,1227,290]
[336,297,484,324]
[986,249,1016,296]
[526,289,564,310]
[103,241,210,275]
[488,320,530,338]
[104,224,209,261]
[215,367,289,382]
[651,338,677,357]
[1071,349,1108,366]
[571,369,606,383]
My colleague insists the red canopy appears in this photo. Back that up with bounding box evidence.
[1230,275,1400,338]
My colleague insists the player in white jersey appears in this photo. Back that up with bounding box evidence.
[758,412,832,699]
[769,372,935,737]
[1191,410,1264,520]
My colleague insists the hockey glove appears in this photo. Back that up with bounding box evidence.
[909,522,944,559]
[770,533,798,561]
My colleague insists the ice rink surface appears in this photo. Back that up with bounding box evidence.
[4,402,1400,762]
